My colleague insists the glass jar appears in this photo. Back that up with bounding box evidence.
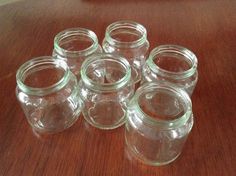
[125,83,194,166]
[102,20,149,85]
[53,28,102,80]
[16,56,83,133]
[79,53,135,129]
[142,45,198,96]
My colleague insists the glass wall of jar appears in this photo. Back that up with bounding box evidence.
[142,45,198,96]
[125,83,194,166]
[79,53,135,130]
[102,20,149,86]
[53,28,102,80]
[16,56,83,133]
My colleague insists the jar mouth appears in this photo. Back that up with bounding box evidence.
[81,53,131,92]
[105,20,147,48]
[16,56,70,96]
[54,28,99,57]
[147,45,198,79]
[133,82,192,128]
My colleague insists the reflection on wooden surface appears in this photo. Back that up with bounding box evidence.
[0,0,24,6]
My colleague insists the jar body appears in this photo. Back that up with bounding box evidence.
[142,45,198,96]
[53,28,102,80]
[79,53,135,129]
[79,81,134,129]
[102,21,149,85]
[16,57,83,133]
[125,83,193,165]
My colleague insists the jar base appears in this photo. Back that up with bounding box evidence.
[82,100,127,130]
[125,137,181,166]
[29,114,80,134]
[83,117,126,130]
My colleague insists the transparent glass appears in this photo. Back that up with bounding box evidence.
[16,56,83,133]
[102,20,149,85]
[53,28,102,80]
[142,45,198,96]
[125,83,193,166]
[79,53,135,129]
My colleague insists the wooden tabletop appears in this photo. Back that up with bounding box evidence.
[0,0,235,175]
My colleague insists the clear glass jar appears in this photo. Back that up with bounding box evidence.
[102,20,149,85]
[16,56,83,133]
[125,83,193,166]
[53,28,102,79]
[142,45,198,96]
[79,53,135,129]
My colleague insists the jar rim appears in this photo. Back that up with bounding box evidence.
[147,45,198,79]
[16,56,70,96]
[131,82,192,128]
[104,20,148,48]
[54,28,99,57]
[80,53,131,92]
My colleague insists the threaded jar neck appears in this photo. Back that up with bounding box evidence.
[80,53,131,92]
[16,56,70,96]
[54,28,99,58]
[131,82,192,129]
[104,20,147,48]
[147,45,198,80]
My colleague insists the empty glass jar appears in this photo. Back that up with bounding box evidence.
[16,56,83,133]
[142,45,198,96]
[125,83,194,166]
[79,53,135,129]
[102,20,149,85]
[53,28,102,79]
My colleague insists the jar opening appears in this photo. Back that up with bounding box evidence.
[81,54,131,91]
[16,57,70,96]
[139,89,186,121]
[153,54,192,73]
[86,60,126,84]
[135,83,192,127]
[110,28,142,43]
[148,45,197,79]
[54,28,99,57]
[24,66,65,89]
[59,35,94,51]
[105,20,147,48]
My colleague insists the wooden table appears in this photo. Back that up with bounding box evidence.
[0,0,235,175]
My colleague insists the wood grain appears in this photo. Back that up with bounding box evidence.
[0,0,235,175]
